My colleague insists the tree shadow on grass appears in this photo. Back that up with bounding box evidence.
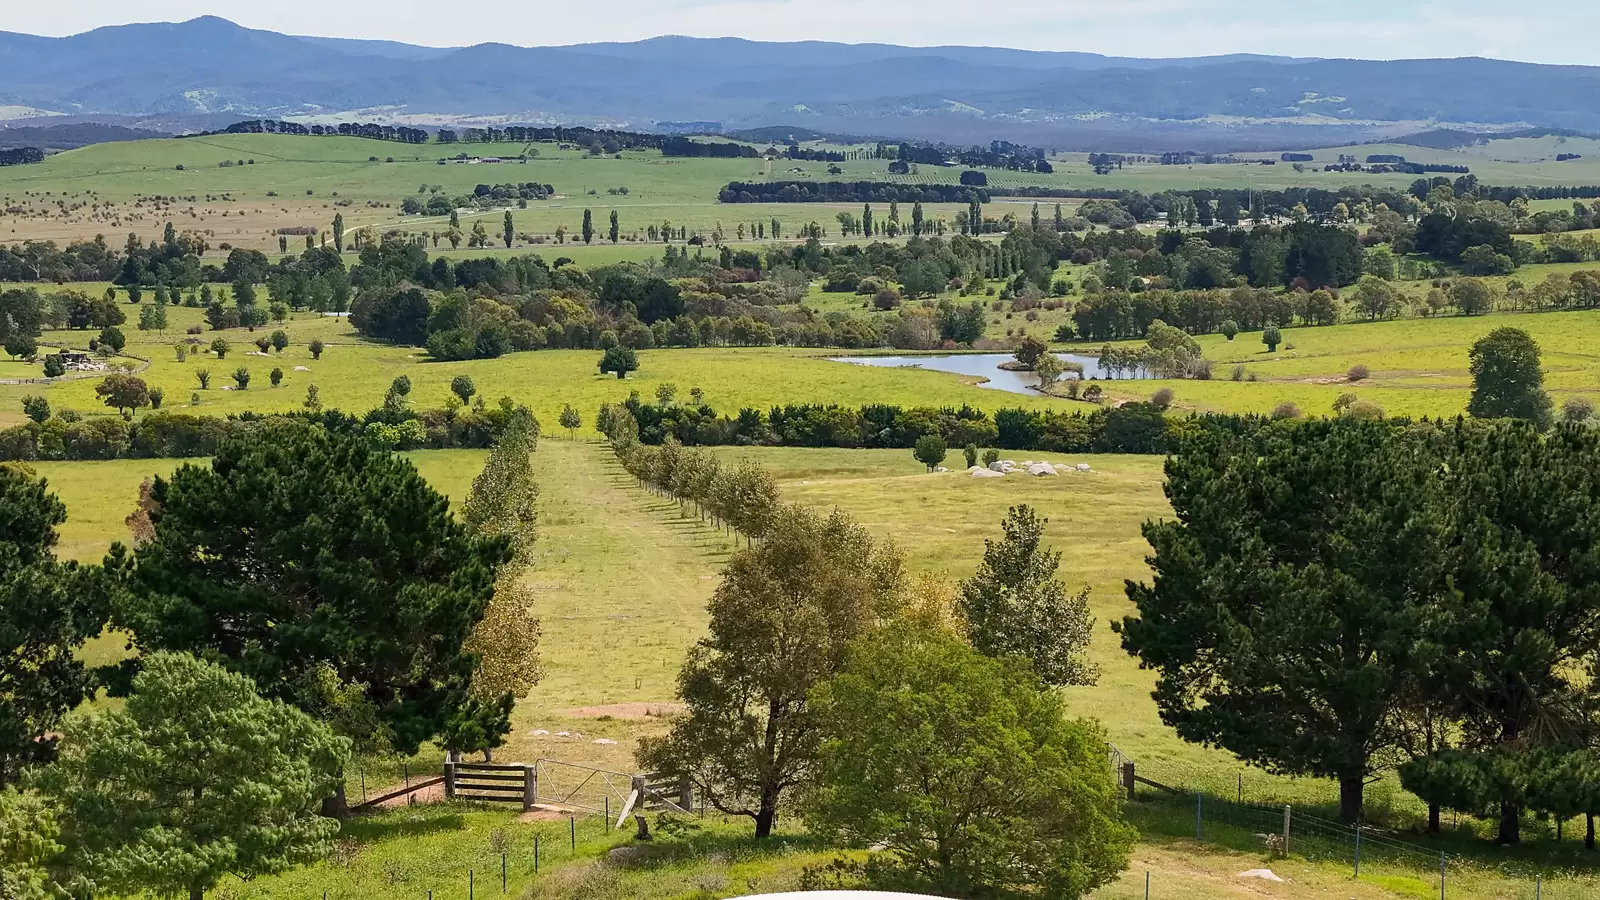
[344,806,473,843]
[605,823,830,871]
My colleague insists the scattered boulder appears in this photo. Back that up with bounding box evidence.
[1237,869,1284,883]
[934,466,949,473]
[1027,463,1059,476]
[969,467,1006,478]
[592,738,617,745]
[530,729,549,736]
[1075,463,1092,472]
[293,365,311,372]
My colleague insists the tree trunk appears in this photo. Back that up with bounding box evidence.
[1338,771,1364,824]
[1428,803,1441,835]
[753,796,777,839]
[1497,800,1520,845]
[1588,814,1595,850]
[321,780,351,819]
[190,883,205,900]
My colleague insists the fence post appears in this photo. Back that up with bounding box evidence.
[1439,852,1445,900]
[1237,773,1242,805]
[1282,804,1292,858]
[1195,792,1203,841]
[534,835,540,874]
[1144,870,1149,900]
[444,758,457,801]
[1536,874,1541,900]
[679,772,695,811]
[1123,762,1135,802]
[606,795,611,830]
[570,815,576,852]
[469,869,474,900]
[1354,823,1361,877]
[502,853,507,892]
[522,765,535,812]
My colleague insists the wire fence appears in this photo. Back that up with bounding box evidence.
[1115,746,1600,899]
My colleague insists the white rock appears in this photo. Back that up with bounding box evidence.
[294,365,311,372]
[1075,463,1092,472]
[988,461,1007,472]
[970,468,1006,478]
[1028,463,1058,476]
[555,731,572,737]
[934,466,949,473]
[592,738,618,745]
[531,729,550,736]
[1237,869,1284,882]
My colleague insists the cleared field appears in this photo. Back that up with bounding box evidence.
[1086,308,1600,417]
[41,441,1600,899]
[7,131,1600,255]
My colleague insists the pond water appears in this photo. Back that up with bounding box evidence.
[831,352,1144,395]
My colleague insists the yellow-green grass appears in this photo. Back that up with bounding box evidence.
[48,442,1600,899]
[1085,308,1600,417]
[0,311,1086,428]
[8,132,1600,256]
[1048,135,1600,192]
[15,442,1371,811]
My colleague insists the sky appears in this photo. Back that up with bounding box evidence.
[4,2,1598,66]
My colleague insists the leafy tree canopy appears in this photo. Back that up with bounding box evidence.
[807,625,1135,900]
[113,422,510,757]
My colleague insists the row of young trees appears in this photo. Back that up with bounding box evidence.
[0,419,548,897]
[600,397,1126,895]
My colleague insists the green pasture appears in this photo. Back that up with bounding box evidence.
[6,131,1600,255]
[35,440,1600,898]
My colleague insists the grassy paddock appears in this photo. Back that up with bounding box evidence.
[39,441,1600,897]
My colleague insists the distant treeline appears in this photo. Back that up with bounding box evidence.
[198,120,430,144]
[0,402,533,463]
[719,181,989,204]
[623,398,1187,456]
[0,147,44,166]
[659,137,759,158]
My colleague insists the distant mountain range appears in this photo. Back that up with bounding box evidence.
[4,17,1600,151]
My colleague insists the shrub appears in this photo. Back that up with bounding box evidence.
[1230,364,1245,382]
[1271,401,1302,419]
[210,338,229,359]
[1348,364,1370,382]
[982,449,1000,467]
[1150,388,1174,409]
[913,434,947,472]
[1262,326,1282,352]
[1083,384,1104,404]
[232,368,251,390]
[964,444,979,467]
[1562,397,1595,423]
[270,367,284,387]
[149,387,164,410]
[1220,319,1239,341]
[195,368,211,390]
[309,339,325,359]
